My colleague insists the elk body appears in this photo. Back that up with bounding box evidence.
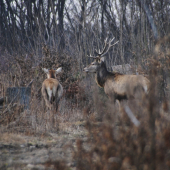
[83,38,150,103]
[41,67,63,111]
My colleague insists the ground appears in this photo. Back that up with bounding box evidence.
[0,121,88,170]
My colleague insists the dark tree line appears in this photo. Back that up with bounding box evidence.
[0,0,170,68]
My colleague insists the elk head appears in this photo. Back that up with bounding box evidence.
[42,67,62,78]
[83,37,119,73]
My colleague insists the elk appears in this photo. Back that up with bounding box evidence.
[83,37,150,103]
[41,67,63,111]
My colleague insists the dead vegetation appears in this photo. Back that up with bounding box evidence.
[71,64,170,170]
[0,38,170,170]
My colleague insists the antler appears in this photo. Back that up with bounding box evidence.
[95,37,119,57]
[87,54,99,59]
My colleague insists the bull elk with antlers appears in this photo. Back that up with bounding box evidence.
[84,37,150,103]
[41,67,63,111]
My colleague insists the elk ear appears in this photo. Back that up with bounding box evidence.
[42,68,49,74]
[100,57,105,62]
[55,67,62,74]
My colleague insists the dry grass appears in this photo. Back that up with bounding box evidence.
[68,36,170,170]
[0,133,26,144]
[0,37,170,170]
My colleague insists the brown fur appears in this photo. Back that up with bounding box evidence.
[41,68,63,111]
[104,73,150,102]
[84,37,150,103]
[48,70,56,78]
[84,60,150,103]
[43,78,59,90]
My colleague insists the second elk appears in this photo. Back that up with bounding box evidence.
[41,67,63,111]
[83,37,150,103]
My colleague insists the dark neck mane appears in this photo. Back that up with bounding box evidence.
[95,62,110,87]
[95,62,122,87]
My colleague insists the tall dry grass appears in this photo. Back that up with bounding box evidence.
[69,36,170,170]
[0,45,92,135]
[0,36,170,170]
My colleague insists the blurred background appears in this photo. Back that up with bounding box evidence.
[0,0,170,169]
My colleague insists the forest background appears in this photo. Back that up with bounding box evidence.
[0,0,170,170]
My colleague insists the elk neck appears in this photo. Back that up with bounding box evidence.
[95,61,111,87]
[49,70,56,78]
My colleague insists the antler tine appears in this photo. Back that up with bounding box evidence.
[87,54,97,59]
[109,37,115,44]
[104,37,108,44]
[110,40,119,47]
[100,38,119,57]
[94,37,119,58]
[95,37,109,56]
